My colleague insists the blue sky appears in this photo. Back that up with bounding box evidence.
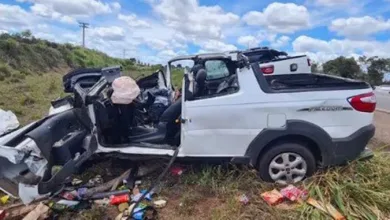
[0,0,390,70]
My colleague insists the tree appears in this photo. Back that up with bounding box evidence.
[177,63,182,68]
[360,56,390,85]
[322,56,361,79]
[20,30,32,39]
[311,62,319,73]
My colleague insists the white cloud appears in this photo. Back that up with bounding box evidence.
[31,3,77,24]
[314,0,350,7]
[145,38,169,50]
[118,14,150,28]
[270,35,290,48]
[110,2,121,11]
[237,35,260,48]
[198,40,237,53]
[157,49,177,58]
[29,0,113,16]
[292,35,390,63]
[0,3,36,30]
[242,3,310,33]
[151,0,239,39]
[329,16,390,38]
[89,26,125,41]
[0,30,8,34]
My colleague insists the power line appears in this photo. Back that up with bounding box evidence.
[78,21,89,48]
[123,49,127,59]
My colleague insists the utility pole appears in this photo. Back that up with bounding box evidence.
[123,49,127,59]
[78,21,89,48]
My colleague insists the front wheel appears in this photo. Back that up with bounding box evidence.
[257,142,316,185]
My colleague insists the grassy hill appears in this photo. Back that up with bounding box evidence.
[0,31,158,124]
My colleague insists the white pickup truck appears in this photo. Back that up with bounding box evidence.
[242,47,311,75]
[0,51,375,203]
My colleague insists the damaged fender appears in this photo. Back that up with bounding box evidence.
[0,109,93,204]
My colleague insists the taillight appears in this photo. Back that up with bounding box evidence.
[348,92,376,113]
[261,65,274,74]
[307,58,311,66]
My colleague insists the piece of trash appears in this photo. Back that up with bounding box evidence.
[94,198,110,206]
[261,189,284,206]
[91,189,131,200]
[86,175,103,187]
[56,200,80,207]
[280,185,308,202]
[118,203,129,212]
[0,210,6,220]
[71,178,83,186]
[307,198,345,220]
[132,203,148,220]
[0,195,9,204]
[131,190,152,202]
[238,194,249,205]
[170,166,184,176]
[153,199,167,208]
[76,187,88,199]
[115,213,124,220]
[84,169,131,198]
[60,191,76,200]
[110,194,130,205]
[22,203,50,220]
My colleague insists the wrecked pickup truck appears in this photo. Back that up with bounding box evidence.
[0,51,376,204]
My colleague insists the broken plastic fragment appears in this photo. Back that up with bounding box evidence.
[153,199,167,208]
[0,195,9,204]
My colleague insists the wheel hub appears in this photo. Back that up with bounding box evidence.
[268,152,307,185]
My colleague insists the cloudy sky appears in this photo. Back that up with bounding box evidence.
[1,0,390,64]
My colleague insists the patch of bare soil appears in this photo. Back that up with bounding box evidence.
[372,112,390,148]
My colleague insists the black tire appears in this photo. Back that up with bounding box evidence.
[257,142,316,183]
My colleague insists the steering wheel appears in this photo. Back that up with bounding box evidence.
[216,74,238,94]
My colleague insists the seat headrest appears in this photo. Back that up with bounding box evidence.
[195,69,207,83]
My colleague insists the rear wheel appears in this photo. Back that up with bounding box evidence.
[257,142,316,184]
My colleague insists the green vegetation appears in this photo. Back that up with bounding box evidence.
[0,31,158,123]
[321,56,390,85]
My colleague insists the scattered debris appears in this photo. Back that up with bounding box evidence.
[22,203,49,220]
[90,189,131,200]
[77,188,88,199]
[280,185,308,202]
[118,203,129,212]
[261,189,284,206]
[84,169,131,198]
[56,200,80,207]
[153,199,167,208]
[60,191,76,200]
[0,210,6,220]
[86,175,104,187]
[0,195,9,204]
[170,166,184,176]
[307,198,345,220]
[71,178,83,186]
[93,198,110,206]
[110,194,130,205]
[237,194,249,205]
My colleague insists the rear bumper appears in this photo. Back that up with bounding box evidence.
[328,124,375,165]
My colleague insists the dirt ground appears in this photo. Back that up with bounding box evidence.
[373,111,390,146]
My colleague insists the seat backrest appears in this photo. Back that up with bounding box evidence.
[194,69,207,97]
